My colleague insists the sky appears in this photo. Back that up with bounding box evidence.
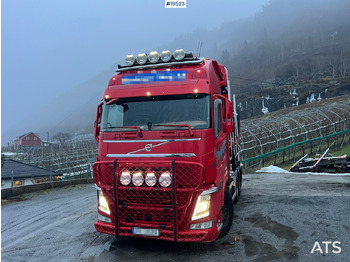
[1,0,270,145]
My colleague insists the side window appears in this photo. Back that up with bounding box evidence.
[214,99,222,137]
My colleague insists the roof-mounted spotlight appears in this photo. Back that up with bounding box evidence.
[173,49,185,61]
[148,51,160,63]
[160,50,172,62]
[136,53,148,65]
[125,55,136,66]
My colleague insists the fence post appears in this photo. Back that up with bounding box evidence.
[11,171,14,188]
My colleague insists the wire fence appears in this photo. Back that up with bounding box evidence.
[240,97,350,169]
[3,137,98,180]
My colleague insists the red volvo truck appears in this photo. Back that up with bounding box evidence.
[93,49,242,242]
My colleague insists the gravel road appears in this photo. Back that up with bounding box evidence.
[2,172,350,262]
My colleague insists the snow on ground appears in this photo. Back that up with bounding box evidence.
[2,152,24,156]
[256,165,350,176]
[256,165,289,173]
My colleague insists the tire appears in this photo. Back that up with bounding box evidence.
[233,178,239,204]
[218,189,234,239]
[238,166,242,196]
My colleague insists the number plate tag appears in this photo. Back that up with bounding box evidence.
[132,227,160,237]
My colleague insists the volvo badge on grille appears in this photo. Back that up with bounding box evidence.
[145,144,153,152]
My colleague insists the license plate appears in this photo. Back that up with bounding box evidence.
[132,227,160,237]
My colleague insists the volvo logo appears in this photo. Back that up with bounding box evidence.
[145,144,153,152]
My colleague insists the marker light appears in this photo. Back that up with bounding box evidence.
[173,49,185,61]
[125,55,136,66]
[120,171,131,186]
[160,50,172,62]
[190,220,213,229]
[192,194,211,220]
[98,189,111,215]
[159,172,172,187]
[148,51,160,63]
[145,172,157,187]
[136,53,148,65]
[132,172,144,186]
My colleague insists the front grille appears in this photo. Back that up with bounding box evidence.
[93,160,204,239]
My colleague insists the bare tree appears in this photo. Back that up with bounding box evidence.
[52,133,72,146]
[328,59,337,79]
[339,53,350,78]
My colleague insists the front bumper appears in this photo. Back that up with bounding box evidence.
[95,220,220,242]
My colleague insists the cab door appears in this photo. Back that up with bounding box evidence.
[213,98,228,187]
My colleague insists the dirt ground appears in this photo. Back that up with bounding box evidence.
[2,172,350,262]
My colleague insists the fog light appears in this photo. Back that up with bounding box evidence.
[145,172,157,187]
[120,171,131,186]
[190,220,213,229]
[159,172,172,187]
[132,172,144,186]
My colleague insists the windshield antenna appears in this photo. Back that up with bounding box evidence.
[197,41,203,57]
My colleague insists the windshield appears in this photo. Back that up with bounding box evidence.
[101,94,211,132]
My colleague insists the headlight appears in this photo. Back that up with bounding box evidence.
[159,172,172,187]
[120,171,131,186]
[98,189,110,215]
[148,51,159,63]
[160,50,172,62]
[125,54,135,66]
[136,53,148,65]
[173,49,185,61]
[145,172,157,187]
[132,172,144,186]
[192,194,211,220]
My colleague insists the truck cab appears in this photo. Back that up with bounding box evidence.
[93,49,242,242]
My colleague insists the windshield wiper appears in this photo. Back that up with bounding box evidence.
[153,124,194,136]
[107,126,143,137]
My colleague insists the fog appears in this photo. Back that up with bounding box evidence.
[1,0,269,145]
[3,0,349,147]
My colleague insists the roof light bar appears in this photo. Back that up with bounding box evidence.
[119,49,199,69]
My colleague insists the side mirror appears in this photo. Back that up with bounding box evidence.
[94,102,103,142]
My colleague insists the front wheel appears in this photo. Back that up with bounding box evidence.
[218,189,234,239]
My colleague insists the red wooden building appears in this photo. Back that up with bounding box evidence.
[15,132,42,147]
